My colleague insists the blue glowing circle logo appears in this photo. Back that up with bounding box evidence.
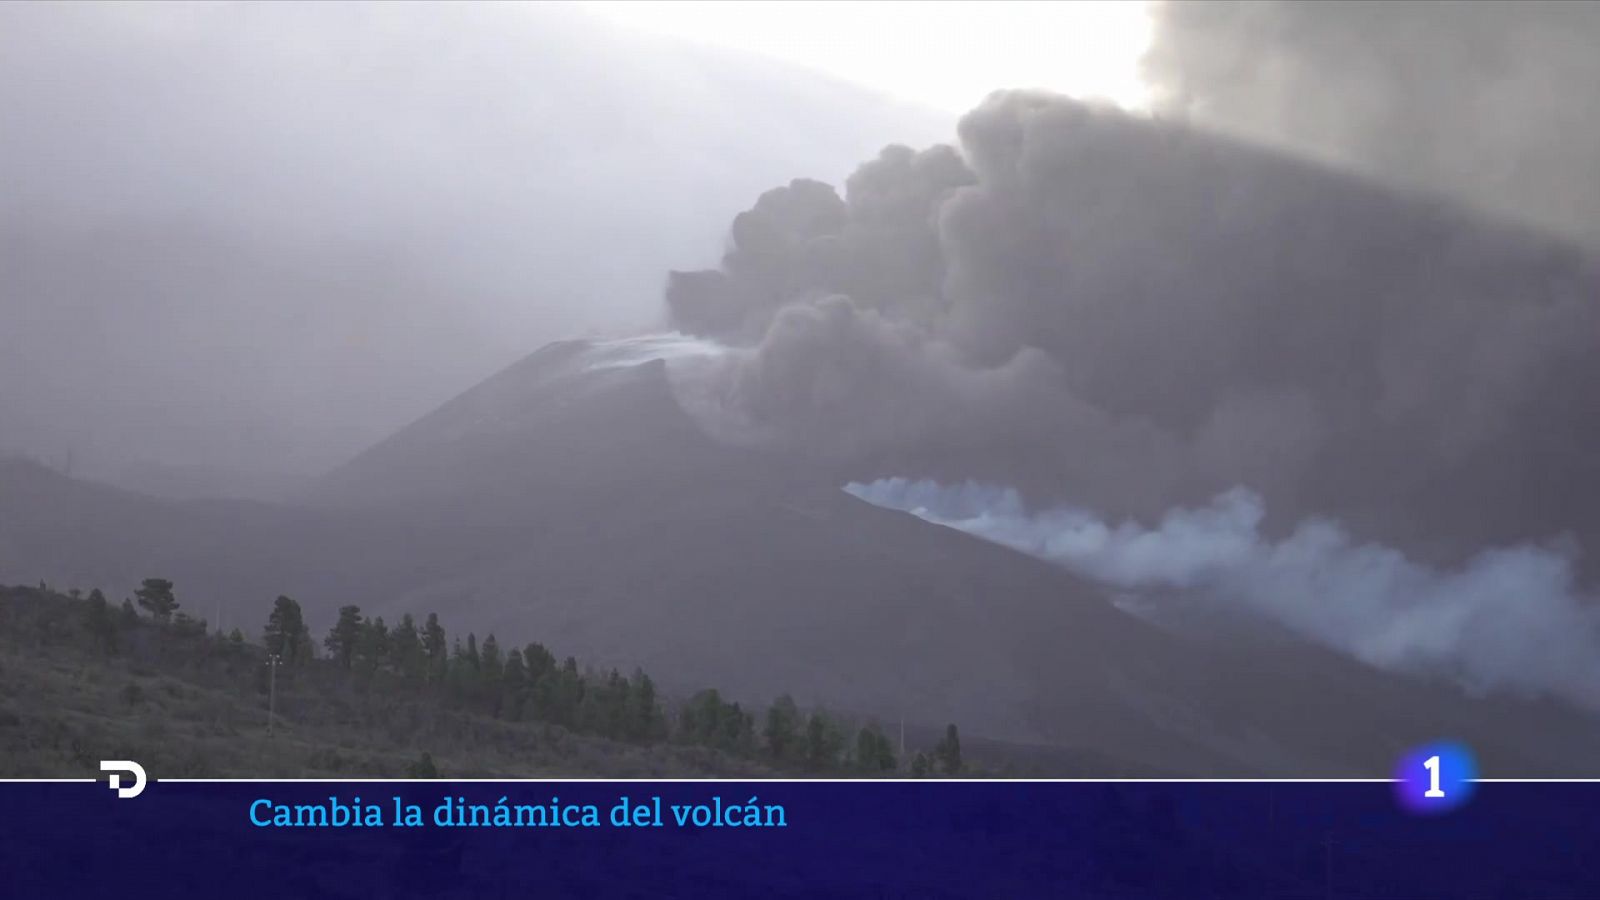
[1394,741,1477,814]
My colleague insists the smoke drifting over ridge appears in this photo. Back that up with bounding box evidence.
[847,478,1600,709]
[664,91,1600,566]
[1145,1,1600,248]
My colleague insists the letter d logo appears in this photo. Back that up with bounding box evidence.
[100,760,147,799]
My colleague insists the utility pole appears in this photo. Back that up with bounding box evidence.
[266,654,282,736]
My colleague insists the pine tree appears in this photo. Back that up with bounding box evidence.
[679,690,753,754]
[504,648,527,687]
[502,648,528,720]
[722,702,754,755]
[390,613,423,682]
[854,725,897,773]
[804,710,845,771]
[680,690,716,745]
[523,642,555,683]
[479,634,504,715]
[600,669,632,738]
[357,616,390,672]
[522,645,561,722]
[577,671,610,735]
[134,578,178,623]
[85,588,116,652]
[325,605,363,669]
[763,694,801,763]
[480,634,503,681]
[448,637,479,703]
[553,657,583,727]
[934,723,963,775]
[631,669,663,742]
[422,613,447,683]
[407,752,439,779]
[264,596,312,665]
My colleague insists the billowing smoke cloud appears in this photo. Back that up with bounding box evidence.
[665,90,1600,564]
[1144,0,1600,248]
[666,297,1191,515]
[848,477,1600,709]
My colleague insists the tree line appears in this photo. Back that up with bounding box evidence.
[66,577,967,776]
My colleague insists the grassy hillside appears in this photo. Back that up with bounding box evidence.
[2,582,1063,778]
[0,584,779,778]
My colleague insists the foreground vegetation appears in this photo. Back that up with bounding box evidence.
[0,580,969,778]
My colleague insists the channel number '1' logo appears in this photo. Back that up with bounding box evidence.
[100,760,147,799]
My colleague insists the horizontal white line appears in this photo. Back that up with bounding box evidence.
[154,777,1399,784]
[9,777,1597,785]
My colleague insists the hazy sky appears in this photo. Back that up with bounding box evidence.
[0,1,948,488]
[583,1,1155,112]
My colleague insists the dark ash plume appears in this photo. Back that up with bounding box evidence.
[666,90,1600,565]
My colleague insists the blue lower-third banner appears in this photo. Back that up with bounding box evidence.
[1,776,1595,897]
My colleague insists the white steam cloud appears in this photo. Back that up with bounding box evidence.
[581,333,732,372]
[846,477,1600,709]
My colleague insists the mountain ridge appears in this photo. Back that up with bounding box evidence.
[7,343,1600,776]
